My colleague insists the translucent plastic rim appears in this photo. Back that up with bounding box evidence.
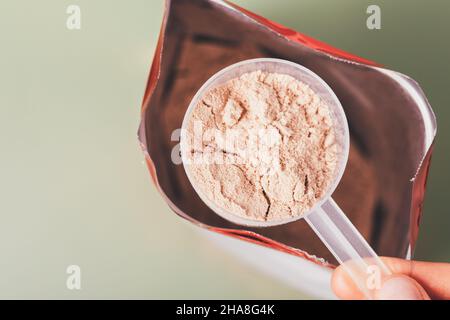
[180,58,350,227]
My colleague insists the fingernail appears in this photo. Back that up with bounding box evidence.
[377,276,424,300]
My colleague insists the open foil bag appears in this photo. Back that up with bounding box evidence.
[138,0,436,296]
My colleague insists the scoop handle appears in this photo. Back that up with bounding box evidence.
[304,198,391,299]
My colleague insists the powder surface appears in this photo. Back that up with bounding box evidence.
[183,70,338,222]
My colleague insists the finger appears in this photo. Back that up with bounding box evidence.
[331,262,366,299]
[375,275,430,300]
[332,257,450,300]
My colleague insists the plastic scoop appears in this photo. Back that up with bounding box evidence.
[180,58,391,299]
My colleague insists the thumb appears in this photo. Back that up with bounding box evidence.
[375,275,430,300]
[332,257,450,299]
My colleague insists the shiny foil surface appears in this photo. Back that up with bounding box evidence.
[138,0,436,266]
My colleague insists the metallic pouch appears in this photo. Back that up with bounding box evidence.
[138,0,436,297]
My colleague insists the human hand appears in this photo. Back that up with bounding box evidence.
[331,257,450,300]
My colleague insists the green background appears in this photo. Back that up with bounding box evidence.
[0,0,448,299]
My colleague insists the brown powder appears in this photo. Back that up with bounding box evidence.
[183,70,338,222]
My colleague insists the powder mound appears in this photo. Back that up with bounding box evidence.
[183,70,338,222]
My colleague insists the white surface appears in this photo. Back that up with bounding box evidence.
[201,227,336,299]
